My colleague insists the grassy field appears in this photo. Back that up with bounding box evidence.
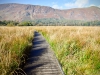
[0,26,100,75]
[0,27,34,75]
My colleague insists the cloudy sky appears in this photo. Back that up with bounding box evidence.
[0,0,100,9]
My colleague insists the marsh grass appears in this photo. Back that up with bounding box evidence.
[0,27,34,75]
[0,26,100,75]
[37,26,100,75]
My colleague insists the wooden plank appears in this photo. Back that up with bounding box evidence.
[23,31,64,75]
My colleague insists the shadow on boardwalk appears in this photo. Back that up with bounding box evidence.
[23,31,64,75]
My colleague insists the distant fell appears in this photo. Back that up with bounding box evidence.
[0,3,100,21]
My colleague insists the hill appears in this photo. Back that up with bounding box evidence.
[0,3,100,22]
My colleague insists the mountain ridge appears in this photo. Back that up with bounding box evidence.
[0,3,100,22]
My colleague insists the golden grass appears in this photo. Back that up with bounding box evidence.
[36,26,100,75]
[0,27,34,75]
[0,26,100,75]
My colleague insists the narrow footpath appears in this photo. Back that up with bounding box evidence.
[23,31,64,75]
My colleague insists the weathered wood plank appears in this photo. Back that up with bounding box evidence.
[23,31,64,75]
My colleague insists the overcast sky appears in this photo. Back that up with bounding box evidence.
[0,0,100,9]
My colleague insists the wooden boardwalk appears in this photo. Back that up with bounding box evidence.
[23,31,64,75]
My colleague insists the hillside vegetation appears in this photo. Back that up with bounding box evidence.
[0,26,100,75]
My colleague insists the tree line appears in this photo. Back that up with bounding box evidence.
[0,19,100,26]
[0,20,32,26]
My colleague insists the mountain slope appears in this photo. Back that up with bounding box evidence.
[0,3,100,21]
